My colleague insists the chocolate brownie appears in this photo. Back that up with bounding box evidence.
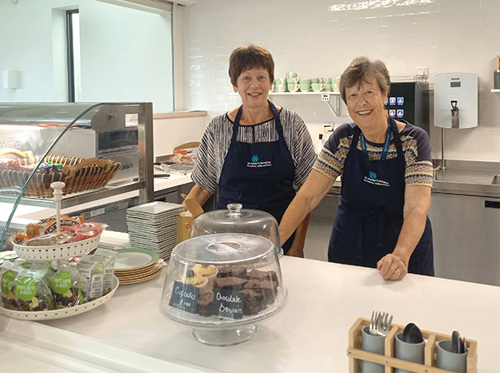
[216,266,247,279]
[197,291,214,317]
[241,288,266,316]
[213,276,248,291]
[247,269,278,283]
[245,278,277,305]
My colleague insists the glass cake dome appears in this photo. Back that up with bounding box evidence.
[190,203,282,255]
[159,224,287,346]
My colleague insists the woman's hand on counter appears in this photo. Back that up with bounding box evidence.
[376,253,408,281]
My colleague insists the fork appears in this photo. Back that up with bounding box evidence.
[369,311,379,335]
[376,312,393,336]
[369,311,393,336]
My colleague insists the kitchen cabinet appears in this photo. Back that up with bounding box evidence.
[0,102,154,250]
[428,192,500,286]
[304,185,340,261]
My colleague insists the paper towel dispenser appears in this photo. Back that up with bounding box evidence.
[434,73,478,129]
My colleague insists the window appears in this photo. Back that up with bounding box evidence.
[66,10,81,102]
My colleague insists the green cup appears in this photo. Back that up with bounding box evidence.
[311,83,325,92]
[300,83,311,92]
[287,82,300,92]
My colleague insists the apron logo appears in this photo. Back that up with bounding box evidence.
[364,172,390,187]
[247,154,272,168]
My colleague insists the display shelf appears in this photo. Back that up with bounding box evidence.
[0,102,154,250]
[269,91,341,116]
[269,91,340,96]
[347,317,477,373]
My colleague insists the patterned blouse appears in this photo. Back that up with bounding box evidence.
[191,107,317,194]
[314,121,433,187]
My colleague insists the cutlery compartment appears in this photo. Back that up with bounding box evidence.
[347,317,477,373]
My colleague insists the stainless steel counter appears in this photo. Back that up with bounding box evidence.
[428,160,500,286]
[432,159,500,198]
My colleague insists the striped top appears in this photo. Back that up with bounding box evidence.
[314,121,433,187]
[191,107,316,194]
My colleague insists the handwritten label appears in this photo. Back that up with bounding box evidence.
[169,281,199,313]
[213,288,245,320]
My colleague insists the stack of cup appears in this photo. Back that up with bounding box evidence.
[311,78,325,92]
[286,72,300,92]
[328,77,337,92]
[273,77,286,92]
[299,78,312,92]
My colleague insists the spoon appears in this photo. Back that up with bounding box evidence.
[402,323,416,342]
[402,323,424,343]
[408,324,424,343]
[451,330,461,353]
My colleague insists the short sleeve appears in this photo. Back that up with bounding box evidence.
[401,125,433,187]
[191,118,220,194]
[282,109,316,187]
[313,123,354,180]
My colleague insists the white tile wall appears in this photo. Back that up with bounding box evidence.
[181,0,500,162]
[153,115,209,159]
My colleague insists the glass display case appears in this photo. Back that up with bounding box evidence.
[0,102,154,251]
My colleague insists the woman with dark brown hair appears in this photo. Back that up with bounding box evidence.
[186,45,316,255]
[279,56,434,279]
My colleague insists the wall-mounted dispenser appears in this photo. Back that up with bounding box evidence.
[434,73,478,129]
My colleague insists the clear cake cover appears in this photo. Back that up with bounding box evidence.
[159,232,287,330]
[190,203,281,251]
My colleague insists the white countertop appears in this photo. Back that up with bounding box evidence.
[19,256,497,373]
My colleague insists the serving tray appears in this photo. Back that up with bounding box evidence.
[0,275,119,321]
[11,233,102,260]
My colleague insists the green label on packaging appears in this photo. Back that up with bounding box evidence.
[1,270,16,294]
[53,272,72,294]
[15,276,37,301]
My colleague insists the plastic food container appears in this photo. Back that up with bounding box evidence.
[160,205,287,346]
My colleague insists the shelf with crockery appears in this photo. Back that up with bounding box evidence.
[269,91,340,95]
[269,91,342,116]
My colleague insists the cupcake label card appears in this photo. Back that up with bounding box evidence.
[169,281,199,314]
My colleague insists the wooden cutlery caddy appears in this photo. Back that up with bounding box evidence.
[347,317,477,373]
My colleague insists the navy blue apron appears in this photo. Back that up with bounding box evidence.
[328,117,434,275]
[217,100,297,254]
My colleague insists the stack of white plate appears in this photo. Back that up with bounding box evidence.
[126,201,185,260]
[114,248,163,285]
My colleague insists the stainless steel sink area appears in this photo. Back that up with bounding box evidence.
[432,160,500,198]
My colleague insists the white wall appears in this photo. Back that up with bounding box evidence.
[153,115,209,159]
[0,0,174,113]
[181,0,500,162]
